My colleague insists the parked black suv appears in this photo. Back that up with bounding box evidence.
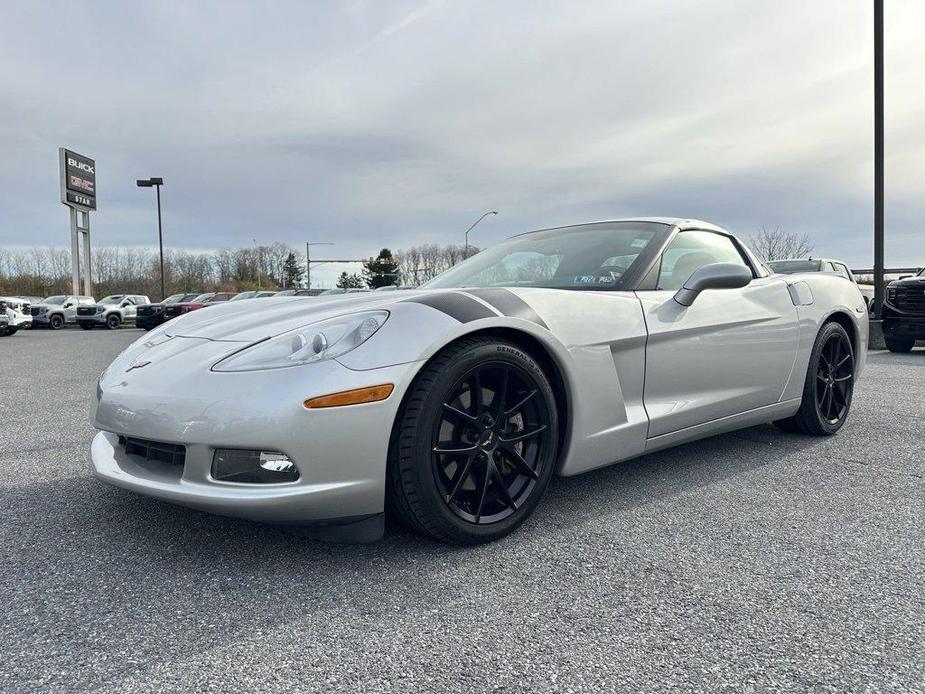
[882,268,925,352]
[136,293,201,331]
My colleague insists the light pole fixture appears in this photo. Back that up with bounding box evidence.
[464,210,498,258]
[136,177,166,300]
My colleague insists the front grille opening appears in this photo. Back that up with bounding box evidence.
[119,436,186,466]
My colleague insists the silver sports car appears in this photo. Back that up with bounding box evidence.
[91,218,867,544]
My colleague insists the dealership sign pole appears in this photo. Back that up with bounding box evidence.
[59,148,97,297]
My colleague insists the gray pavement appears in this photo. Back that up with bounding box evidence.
[0,328,922,693]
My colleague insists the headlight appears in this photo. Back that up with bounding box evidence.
[212,310,388,372]
[96,307,106,314]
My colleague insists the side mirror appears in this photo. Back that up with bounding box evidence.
[674,263,753,306]
[63,302,73,309]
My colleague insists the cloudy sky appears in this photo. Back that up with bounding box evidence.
[2,0,923,285]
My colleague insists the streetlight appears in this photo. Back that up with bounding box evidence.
[136,177,165,300]
[305,242,334,291]
[464,210,498,258]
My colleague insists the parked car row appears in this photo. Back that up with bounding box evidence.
[2,286,413,337]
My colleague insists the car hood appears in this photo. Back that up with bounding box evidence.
[890,276,925,287]
[163,290,440,343]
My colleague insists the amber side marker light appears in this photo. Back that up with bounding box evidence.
[304,384,394,409]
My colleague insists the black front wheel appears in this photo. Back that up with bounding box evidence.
[106,314,121,330]
[774,321,855,436]
[49,314,64,330]
[388,337,558,544]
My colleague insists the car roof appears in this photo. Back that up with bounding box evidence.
[518,217,730,237]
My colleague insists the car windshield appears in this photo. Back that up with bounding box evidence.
[162,294,186,304]
[425,222,665,290]
[211,294,233,301]
[42,295,66,305]
[99,295,124,305]
[192,293,214,303]
[766,260,822,274]
[230,292,256,301]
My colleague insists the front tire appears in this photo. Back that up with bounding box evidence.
[49,314,64,330]
[774,321,855,436]
[388,337,559,544]
[885,337,914,353]
[106,314,121,330]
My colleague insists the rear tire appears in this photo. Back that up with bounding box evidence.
[773,321,855,436]
[387,337,559,544]
[106,314,121,330]
[885,337,914,353]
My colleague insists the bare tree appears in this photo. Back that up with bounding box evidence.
[747,226,814,261]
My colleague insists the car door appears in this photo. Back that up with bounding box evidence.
[62,297,78,322]
[121,297,137,320]
[636,230,800,438]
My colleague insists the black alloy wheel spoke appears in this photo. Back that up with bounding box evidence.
[490,461,518,511]
[446,455,475,504]
[473,459,492,523]
[434,443,479,455]
[499,425,548,445]
[442,402,478,424]
[505,389,537,417]
[498,445,539,480]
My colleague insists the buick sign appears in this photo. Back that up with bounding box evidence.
[59,148,97,210]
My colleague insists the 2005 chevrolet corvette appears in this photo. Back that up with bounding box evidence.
[91,218,867,543]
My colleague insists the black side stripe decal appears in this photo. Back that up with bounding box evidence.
[403,292,496,323]
[465,288,549,329]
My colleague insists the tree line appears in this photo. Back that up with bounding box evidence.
[0,242,476,299]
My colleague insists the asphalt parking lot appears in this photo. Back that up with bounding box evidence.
[0,328,922,693]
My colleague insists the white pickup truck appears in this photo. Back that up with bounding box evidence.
[0,297,34,336]
[766,258,874,310]
[76,294,151,330]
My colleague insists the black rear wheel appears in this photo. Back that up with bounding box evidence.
[388,337,558,544]
[885,337,915,353]
[774,321,855,436]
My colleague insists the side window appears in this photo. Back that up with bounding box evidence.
[833,263,851,280]
[657,231,752,291]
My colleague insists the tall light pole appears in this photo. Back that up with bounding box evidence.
[464,210,498,258]
[305,242,334,291]
[873,0,884,320]
[136,177,165,300]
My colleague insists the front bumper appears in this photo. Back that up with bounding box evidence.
[77,314,109,325]
[90,336,419,526]
[136,314,165,329]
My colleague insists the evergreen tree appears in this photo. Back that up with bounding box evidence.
[363,248,399,289]
[281,251,304,288]
[336,271,365,289]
